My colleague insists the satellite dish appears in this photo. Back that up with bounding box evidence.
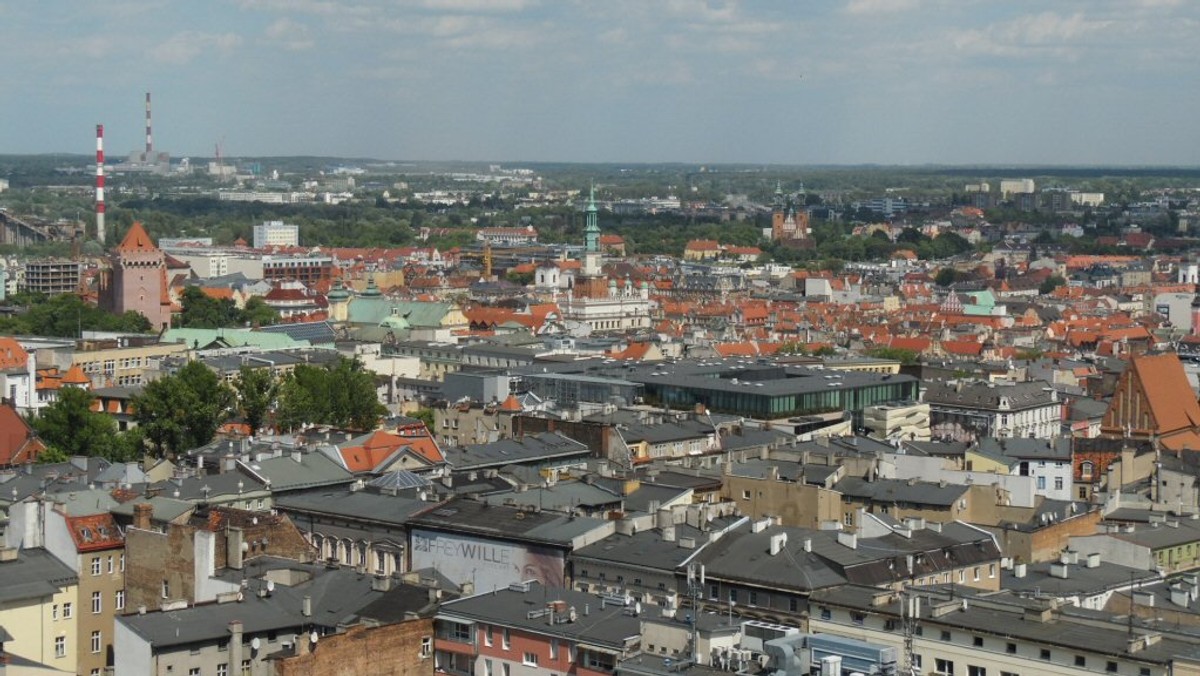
[251,637,261,651]
[267,580,275,593]
[310,631,319,644]
[634,601,642,616]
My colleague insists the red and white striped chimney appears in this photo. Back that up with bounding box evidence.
[96,124,106,244]
[144,92,153,158]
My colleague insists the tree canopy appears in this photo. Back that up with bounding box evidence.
[0,293,151,337]
[178,287,279,329]
[275,358,386,432]
[133,361,234,457]
[31,387,141,462]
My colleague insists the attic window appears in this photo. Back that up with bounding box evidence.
[80,528,93,542]
[433,508,458,517]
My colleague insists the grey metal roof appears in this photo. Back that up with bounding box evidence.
[693,523,848,593]
[259,321,338,345]
[1003,560,1158,597]
[976,437,1071,462]
[481,482,623,513]
[437,581,642,649]
[809,584,1200,666]
[241,452,356,492]
[572,519,742,573]
[923,380,1056,411]
[407,497,612,547]
[275,489,428,527]
[118,563,394,649]
[442,432,591,472]
[0,548,77,604]
[836,476,970,507]
[110,496,196,524]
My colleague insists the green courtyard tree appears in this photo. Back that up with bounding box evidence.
[31,387,124,460]
[234,366,276,435]
[275,358,386,432]
[134,361,234,457]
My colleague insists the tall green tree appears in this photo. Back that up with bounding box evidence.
[178,287,240,329]
[234,366,276,435]
[31,387,126,461]
[275,358,385,432]
[240,297,280,327]
[134,361,234,457]
[2,294,152,337]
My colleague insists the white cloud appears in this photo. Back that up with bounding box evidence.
[265,18,314,50]
[150,31,243,65]
[844,0,920,15]
[419,0,537,12]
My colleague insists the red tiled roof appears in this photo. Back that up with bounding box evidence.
[0,406,45,466]
[0,337,28,370]
[116,221,158,253]
[65,513,123,552]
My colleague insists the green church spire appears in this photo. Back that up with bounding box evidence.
[584,182,600,254]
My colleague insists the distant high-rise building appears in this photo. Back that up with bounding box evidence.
[21,260,81,296]
[999,178,1036,198]
[252,220,300,249]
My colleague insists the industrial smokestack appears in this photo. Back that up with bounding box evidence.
[145,92,153,157]
[95,124,106,244]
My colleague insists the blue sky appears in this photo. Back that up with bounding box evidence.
[2,0,1198,165]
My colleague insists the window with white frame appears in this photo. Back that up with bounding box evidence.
[55,636,66,658]
[91,591,102,614]
[523,652,539,666]
[91,631,101,654]
[420,636,432,658]
[91,557,101,576]
[116,589,126,610]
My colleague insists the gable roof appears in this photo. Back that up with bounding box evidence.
[116,221,158,253]
[0,406,46,466]
[0,337,29,370]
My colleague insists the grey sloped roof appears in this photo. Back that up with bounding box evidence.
[976,437,1071,462]
[242,452,355,492]
[275,489,428,526]
[0,548,77,604]
[481,482,622,513]
[695,523,848,592]
[836,476,969,507]
[1003,560,1157,597]
[118,563,396,648]
[259,321,337,345]
[407,497,611,547]
[442,432,590,472]
[621,483,692,514]
[436,581,642,649]
[572,518,742,572]
[923,380,1056,411]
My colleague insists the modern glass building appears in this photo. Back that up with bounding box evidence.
[516,359,919,422]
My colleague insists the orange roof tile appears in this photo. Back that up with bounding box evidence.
[0,337,28,370]
[116,221,158,253]
[61,363,90,385]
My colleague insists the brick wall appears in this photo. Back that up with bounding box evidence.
[125,526,194,612]
[274,619,433,676]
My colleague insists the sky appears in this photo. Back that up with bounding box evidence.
[1,0,1198,166]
